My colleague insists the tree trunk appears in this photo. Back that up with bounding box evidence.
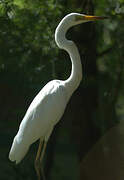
[69,0,99,161]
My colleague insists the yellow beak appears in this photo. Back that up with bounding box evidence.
[84,15,108,21]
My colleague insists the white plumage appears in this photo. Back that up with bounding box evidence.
[9,13,106,165]
[9,80,69,164]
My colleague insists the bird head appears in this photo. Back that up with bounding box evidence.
[55,13,107,49]
[62,13,108,26]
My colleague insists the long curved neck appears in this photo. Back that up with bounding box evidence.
[64,42,82,95]
[55,22,82,97]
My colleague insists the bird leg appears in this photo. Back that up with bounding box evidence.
[40,141,47,163]
[40,141,47,180]
[35,139,47,180]
[35,139,43,180]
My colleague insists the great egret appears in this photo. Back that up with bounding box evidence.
[9,13,106,179]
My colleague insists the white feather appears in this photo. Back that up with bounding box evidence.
[9,80,69,163]
[9,13,84,164]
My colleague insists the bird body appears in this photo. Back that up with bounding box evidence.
[9,80,70,163]
[9,13,106,165]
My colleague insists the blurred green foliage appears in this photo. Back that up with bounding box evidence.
[0,0,124,180]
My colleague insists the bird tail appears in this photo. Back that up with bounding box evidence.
[9,135,29,164]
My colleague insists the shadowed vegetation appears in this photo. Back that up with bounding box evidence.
[1,0,124,179]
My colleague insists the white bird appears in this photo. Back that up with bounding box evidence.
[9,13,106,179]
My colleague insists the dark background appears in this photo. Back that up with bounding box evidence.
[0,0,124,179]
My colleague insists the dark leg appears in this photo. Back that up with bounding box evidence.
[40,141,47,163]
[35,139,47,180]
[35,139,43,180]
